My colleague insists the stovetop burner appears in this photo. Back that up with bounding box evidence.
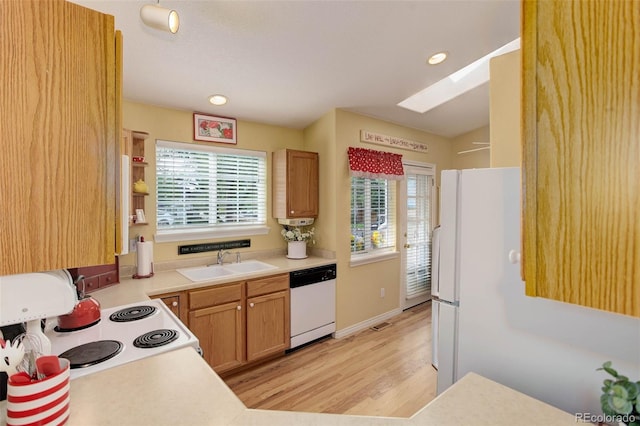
[47,299,200,380]
[109,305,156,322]
[59,340,123,369]
[133,329,179,349]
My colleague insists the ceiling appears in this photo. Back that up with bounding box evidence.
[72,0,520,139]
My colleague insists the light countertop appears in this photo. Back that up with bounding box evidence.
[1,254,577,425]
[13,347,574,426]
[95,254,336,308]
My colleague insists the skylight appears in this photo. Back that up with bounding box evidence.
[398,38,521,114]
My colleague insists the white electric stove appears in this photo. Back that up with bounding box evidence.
[45,299,200,380]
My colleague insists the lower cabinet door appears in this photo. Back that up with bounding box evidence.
[189,301,245,373]
[246,290,290,362]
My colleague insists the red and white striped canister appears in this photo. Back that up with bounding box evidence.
[6,359,70,426]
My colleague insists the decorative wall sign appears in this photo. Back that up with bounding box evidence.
[178,239,250,255]
[360,130,429,153]
[194,113,237,144]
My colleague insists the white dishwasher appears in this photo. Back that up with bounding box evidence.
[289,264,336,349]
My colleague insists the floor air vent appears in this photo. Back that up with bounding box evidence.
[371,322,391,331]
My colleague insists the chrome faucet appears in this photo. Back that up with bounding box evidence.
[217,250,231,265]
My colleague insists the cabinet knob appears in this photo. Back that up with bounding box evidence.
[249,302,255,308]
[290,210,294,214]
[237,305,242,310]
[171,301,178,307]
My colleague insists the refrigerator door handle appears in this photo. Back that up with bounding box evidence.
[431,300,439,369]
[431,226,441,298]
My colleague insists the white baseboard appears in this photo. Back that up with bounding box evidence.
[334,308,403,339]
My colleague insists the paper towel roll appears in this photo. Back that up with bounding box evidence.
[136,241,154,278]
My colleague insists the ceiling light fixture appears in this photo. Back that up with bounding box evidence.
[140,4,180,34]
[428,52,448,65]
[208,95,228,106]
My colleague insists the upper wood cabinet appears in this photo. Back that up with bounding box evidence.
[521,0,639,317]
[0,0,121,275]
[272,149,319,218]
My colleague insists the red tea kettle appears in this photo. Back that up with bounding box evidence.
[57,275,101,331]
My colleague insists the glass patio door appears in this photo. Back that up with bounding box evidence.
[400,163,435,309]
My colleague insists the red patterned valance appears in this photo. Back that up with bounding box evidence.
[348,147,404,180]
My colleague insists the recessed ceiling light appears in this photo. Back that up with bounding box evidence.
[428,52,448,65]
[208,94,228,106]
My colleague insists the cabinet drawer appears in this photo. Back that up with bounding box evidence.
[80,276,100,293]
[247,274,289,298]
[189,282,243,310]
[99,270,118,288]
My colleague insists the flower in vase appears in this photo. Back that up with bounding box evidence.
[281,226,315,244]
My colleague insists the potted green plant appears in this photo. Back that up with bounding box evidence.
[597,361,640,426]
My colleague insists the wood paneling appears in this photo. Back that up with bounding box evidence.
[0,0,118,274]
[224,302,435,418]
[522,0,640,316]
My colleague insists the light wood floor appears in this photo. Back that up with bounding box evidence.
[223,301,437,418]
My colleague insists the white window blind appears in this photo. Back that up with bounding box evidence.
[156,140,266,235]
[405,173,434,298]
[350,177,396,255]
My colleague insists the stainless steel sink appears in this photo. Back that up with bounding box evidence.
[176,260,278,282]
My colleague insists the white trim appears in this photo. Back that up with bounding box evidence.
[399,162,436,310]
[334,308,403,339]
[156,139,266,158]
[402,160,435,170]
[154,225,270,243]
[349,250,399,267]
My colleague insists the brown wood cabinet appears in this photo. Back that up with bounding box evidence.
[246,275,290,362]
[186,274,290,373]
[521,0,639,317]
[188,282,246,373]
[272,149,319,218]
[156,290,188,324]
[0,0,121,275]
[69,263,120,294]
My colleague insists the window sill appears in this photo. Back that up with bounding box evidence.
[155,225,270,243]
[350,250,399,267]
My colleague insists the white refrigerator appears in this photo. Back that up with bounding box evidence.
[431,167,640,416]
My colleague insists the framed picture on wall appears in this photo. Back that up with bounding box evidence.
[193,113,237,144]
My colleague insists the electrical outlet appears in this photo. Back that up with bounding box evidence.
[129,238,137,253]
[380,288,385,298]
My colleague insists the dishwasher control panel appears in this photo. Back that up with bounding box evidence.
[289,264,337,288]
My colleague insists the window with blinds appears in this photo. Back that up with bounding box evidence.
[350,177,396,255]
[155,140,266,238]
